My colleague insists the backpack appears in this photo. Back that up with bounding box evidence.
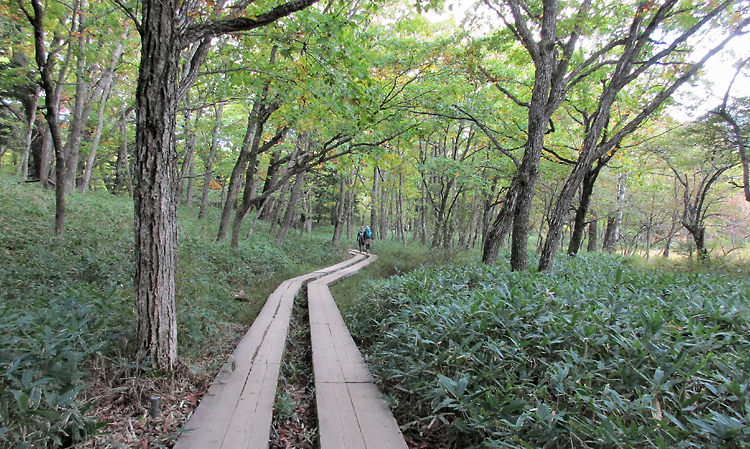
[364,228,372,239]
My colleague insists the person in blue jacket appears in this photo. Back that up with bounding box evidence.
[363,226,373,253]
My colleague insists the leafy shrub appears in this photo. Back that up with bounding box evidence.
[347,252,750,448]
[0,293,108,448]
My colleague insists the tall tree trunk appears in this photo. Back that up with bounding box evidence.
[81,42,123,193]
[217,106,263,241]
[396,171,406,245]
[18,90,40,180]
[370,166,379,233]
[177,102,201,205]
[662,210,679,258]
[133,0,181,369]
[269,182,289,234]
[586,218,597,252]
[38,122,53,189]
[566,162,604,256]
[602,216,616,252]
[64,1,94,193]
[379,170,387,240]
[260,151,281,221]
[217,46,278,240]
[507,0,559,272]
[482,179,518,265]
[332,175,346,244]
[199,99,225,219]
[27,0,67,235]
[229,120,267,248]
[114,107,129,195]
[276,171,305,245]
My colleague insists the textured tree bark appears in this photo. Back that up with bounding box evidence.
[260,151,281,221]
[229,125,264,248]
[379,170,387,240]
[133,0,180,369]
[602,216,616,252]
[506,9,559,270]
[217,107,262,241]
[38,123,53,189]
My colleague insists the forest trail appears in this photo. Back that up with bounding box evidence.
[173,250,407,449]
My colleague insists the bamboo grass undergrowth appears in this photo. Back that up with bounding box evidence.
[346,251,750,448]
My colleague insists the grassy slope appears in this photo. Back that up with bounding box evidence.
[0,174,347,447]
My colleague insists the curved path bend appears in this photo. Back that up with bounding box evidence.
[175,250,406,449]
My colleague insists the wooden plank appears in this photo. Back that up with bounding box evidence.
[328,323,372,383]
[175,279,299,448]
[176,253,378,449]
[219,362,281,449]
[316,382,367,449]
[310,323,345,383]
[348,383,408,449]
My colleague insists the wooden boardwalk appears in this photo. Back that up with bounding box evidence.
[308,256,408,449]
[174,251,406,449]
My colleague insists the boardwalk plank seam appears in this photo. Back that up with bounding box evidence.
[174,251,366,449]
[309,253,408,449]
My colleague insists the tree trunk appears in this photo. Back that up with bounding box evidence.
[199,99,225,220]
[276,171,305,246]
[370,166,379,232]
[64,1,97,193]
[332,175,346,244]
[38,122,53,189]
[81,42,122,193]
[602,216,616,252]
[133,0,181,369]
[114,106,129,195]
[269,182,289,234]
[177,103,201,205]
[18,90,39,180]
[217,106,263,241]
[482,179,518,265]
[662,211,679,258]
[28,0,67,235]
[379,170,388,240]
[586,218,597,252]
[260,151,281,221]
[396,171,406,245]
[230,118,267,248]
[567,163,602,256]
[217,45,278,241]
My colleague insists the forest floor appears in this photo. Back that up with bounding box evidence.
[77,323,246,448]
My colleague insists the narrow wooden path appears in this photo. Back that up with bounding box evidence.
[174,251,406,449]
[309,256,408,449]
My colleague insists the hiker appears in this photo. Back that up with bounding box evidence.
[363,226,373,253]
[356,227,365,252]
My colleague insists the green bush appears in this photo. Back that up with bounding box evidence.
[347,252,750,448]
[0,292,108,448]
